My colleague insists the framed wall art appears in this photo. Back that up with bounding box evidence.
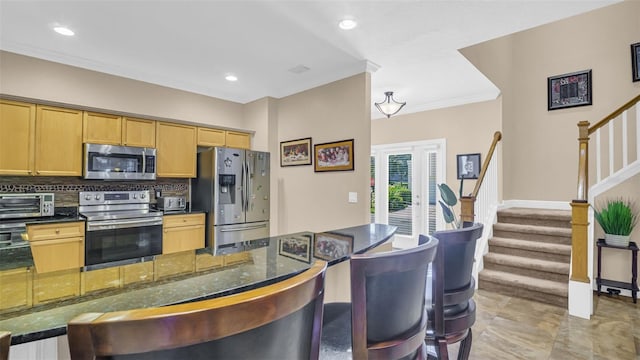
[278,234,312,263]
[547,69,592,110]
[314,139,354,172]
[280,137,312,167]
[456,153,481,180]
[632,42,640,82]
[313,232,353,261]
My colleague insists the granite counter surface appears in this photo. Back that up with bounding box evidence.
[1,223,396,345]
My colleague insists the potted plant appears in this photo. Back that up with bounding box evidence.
[593,199,638,247]
[438,183,461,229]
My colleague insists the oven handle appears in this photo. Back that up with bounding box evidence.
[86,218,163,231]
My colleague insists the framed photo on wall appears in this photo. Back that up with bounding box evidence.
[456,153,481,180]
[314,139,354,172]
[280,137,312,167]
[547,69,592,110]
[632,42,640,82]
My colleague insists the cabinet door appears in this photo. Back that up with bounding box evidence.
[156,122,196,177]
[32,268,81,305]
[225,131,251,149]
[197,127,225,147]
[163,225,205,254]
[0,100,35,175]
[30,236,84,273]
[35,105,83,176]
[123,117,156,147]
[0,267,32,311]
[83,112,122,145]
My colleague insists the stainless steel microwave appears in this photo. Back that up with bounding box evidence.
[83,143,156,180]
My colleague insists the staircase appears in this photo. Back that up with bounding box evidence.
[478,207,571,308]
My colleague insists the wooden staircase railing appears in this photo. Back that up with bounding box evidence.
[460,131,502,223]
[571,93,640,283]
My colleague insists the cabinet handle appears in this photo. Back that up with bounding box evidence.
[55,229,60,234]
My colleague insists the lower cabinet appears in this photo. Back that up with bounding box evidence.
[27,221,85,274]
[121,261,154,286]
[81,267,121,294]
[154,252,195,280]
[32,268,81,305]
[162,213,205,254]
[0,267,32,311]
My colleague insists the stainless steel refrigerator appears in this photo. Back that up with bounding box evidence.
[193,147,270,253]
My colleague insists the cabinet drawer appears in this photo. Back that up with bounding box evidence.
[163,225,205,254]
[27,221,85,241]
[164,213,205,228]
[30,236,84,273]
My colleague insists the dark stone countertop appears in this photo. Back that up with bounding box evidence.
[1,223,397,345]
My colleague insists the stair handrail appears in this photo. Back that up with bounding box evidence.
[460,131,502,223]
[571,94,640,285]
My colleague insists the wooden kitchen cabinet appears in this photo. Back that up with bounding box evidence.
[27,221,85,274]
[225,130,251,149]
[32,268,81,305]
[123,117,155,147]
[83,111,122,145]
[162,213,205,254]
[197,127,226,147]
[81,267,121,294]
[0,100,36,175]
[35,105,83,176]
[0,267,32,311]
[156,121,197,177]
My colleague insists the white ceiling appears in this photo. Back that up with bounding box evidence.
[0,1,619,119]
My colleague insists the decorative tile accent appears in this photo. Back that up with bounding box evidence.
[0,177,189,206]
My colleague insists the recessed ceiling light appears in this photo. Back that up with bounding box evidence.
[225,74,238,82]
[53,26,74,36]
[338,18,357,30]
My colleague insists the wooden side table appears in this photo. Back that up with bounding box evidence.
[596,239,638,303]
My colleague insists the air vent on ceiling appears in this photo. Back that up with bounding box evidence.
[288,65,310,74]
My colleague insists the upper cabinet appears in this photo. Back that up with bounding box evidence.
[225,131,251,149]
[123,117,155,148]
[83,113,155,148]
[35,106,83,176]
[0,100,36,175]
[197,127,225,147]
[156,122,196,178]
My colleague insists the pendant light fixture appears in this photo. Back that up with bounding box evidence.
[374,91,406,118]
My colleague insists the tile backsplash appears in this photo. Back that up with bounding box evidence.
[0,177,189,206]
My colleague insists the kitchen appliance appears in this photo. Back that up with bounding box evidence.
[84,143,157,180]
[79,190,162,270]
[156,196,186,212]
[0,193,55,248]
[193,147,270,253]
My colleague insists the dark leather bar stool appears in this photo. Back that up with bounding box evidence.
[67,261,327,360]
[320,236,439,360]
[421,222,483,360]
[0,331,10,360]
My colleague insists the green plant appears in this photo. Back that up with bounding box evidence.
[388,183,410,211]
[593,199,638,236]
[438,183,460,229]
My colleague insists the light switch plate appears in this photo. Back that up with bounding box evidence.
[348,192,358,203]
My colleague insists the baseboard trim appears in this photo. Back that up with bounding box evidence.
[500,200,572,211]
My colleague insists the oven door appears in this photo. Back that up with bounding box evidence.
[85,217,162,269]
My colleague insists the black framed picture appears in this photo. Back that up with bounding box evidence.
[280,137,312,167]
[547,69,592,110]
[456,153,481,180]
[632,42,640,82]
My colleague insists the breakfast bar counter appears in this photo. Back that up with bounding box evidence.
[1,223,396,345]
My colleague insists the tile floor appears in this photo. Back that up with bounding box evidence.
[456,290,639,359]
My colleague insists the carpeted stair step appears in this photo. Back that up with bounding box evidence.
[493,223,571,245]
[489,237,571,263]
[483,252,569,282]
[497,207,572,229]
[479,269,568,308]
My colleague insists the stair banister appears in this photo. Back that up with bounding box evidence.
[571,94,640,318]
[460,131,502,223]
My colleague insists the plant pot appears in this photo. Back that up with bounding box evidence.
[604,233,630,247]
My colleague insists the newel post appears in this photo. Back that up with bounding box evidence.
[459,196,475,224]
[570,121,590,283]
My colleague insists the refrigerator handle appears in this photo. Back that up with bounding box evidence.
[243,160,249,211]
[247,157,253,210]
[240,159,245,212]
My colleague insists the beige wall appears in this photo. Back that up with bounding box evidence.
[276,73,372,234]
[461,0,640,201]
[0,51,245,129]
[371,98,503,200]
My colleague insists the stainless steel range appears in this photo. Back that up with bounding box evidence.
[0,193,55,248]
[79,190,162,270]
